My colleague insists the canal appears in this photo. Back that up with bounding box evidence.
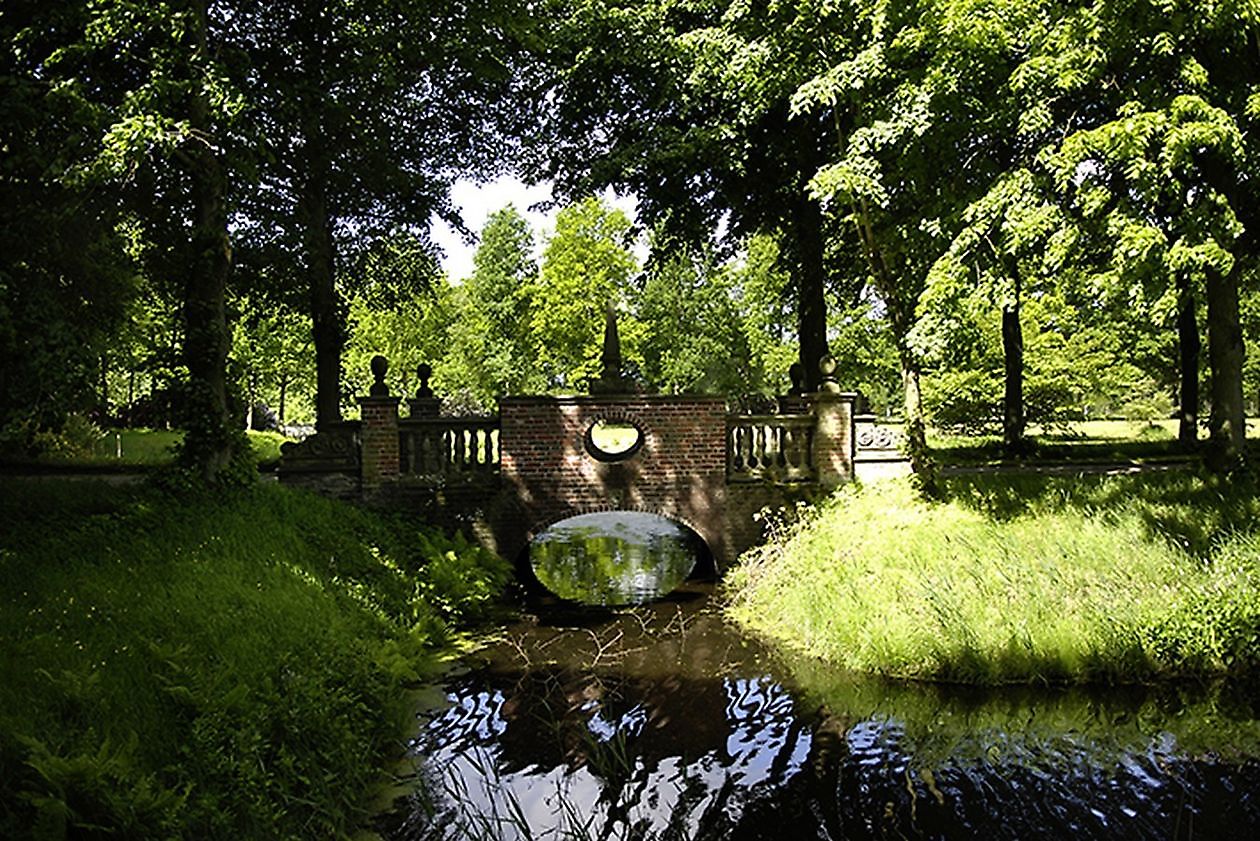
[378,513,1260,840]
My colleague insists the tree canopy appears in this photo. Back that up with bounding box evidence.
[4,0,1259,479]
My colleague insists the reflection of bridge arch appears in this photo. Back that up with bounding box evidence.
[521,506,716,579]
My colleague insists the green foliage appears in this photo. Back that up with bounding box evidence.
[0,480,510,838]
[532,197,640,390]
[921,288,1174,432]
[345,287,454,405]
[231,299,315,426]
[727,473,1260,684]
[440,205,547,406]
[636,248,760,395]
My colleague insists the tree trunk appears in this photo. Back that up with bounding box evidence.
[1205,264,1246,470]
[789,194,829,391]
[301,175,342,429]
[99,353,109,417]
[278,374,288,425]
[181,147,236,479]
[1001,300,1025,455]
[179,1,239,481]
[1176,274,1200,448]
[849,199,935,488]
[898,341,936,490]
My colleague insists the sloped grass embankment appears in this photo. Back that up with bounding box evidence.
[726,474,1260,685]
[0,480,509,838]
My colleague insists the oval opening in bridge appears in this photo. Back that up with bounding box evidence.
[530,512,703,606]
[584,418,644,461]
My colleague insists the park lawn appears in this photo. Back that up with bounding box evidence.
[0,479,509,839]
[928,418,1260,464]
[726,472,1260,685]
[7,428,290,469]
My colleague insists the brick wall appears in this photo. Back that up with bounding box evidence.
[494,395,732,562]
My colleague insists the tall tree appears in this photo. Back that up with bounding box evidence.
[534,0,860,389]
[237,0,538,427]
[916,169,1078,454]
[793,0,1056,480]
[36,0,255,481]
[0,1,138,442]
[1038,0,1260,467]
[456,205,544,400]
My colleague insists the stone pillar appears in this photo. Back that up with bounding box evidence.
[807,356,856,489]
[808,392,856,489]
[360,355,400,492]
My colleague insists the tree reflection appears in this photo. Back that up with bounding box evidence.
[531,512,701,605]
[397,669,813,841]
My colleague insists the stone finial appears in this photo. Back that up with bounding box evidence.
[369,355,390,397]
[408,361,441,418]
[590,301,635,394]
[601,301,622,379]
[788,362,805,396]
[416,363,434,399]
[818,354,841,394]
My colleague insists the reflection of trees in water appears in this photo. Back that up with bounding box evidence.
[532,513,700,605]
[394,668,816,841]
[390,665,1260,841]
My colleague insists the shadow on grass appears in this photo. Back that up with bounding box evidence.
[940,470,1260,558]
[932,437,1188,465]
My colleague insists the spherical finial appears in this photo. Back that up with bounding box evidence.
[788,362,804,395]
[818,354,840,393]
[416,363,434,399]
[369,355,390,396]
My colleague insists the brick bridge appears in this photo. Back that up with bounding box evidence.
[280,356,908,568]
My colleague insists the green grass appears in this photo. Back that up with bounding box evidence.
[725,473,1260,685]
[6,428,291,469]
[0,479,510,838]
[928,418,1260,464]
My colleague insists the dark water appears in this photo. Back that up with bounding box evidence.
[529,512,702,606]
[379,587,1260,840]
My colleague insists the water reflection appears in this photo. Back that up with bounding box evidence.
[382,594,1260,841]
[530,512,701,605]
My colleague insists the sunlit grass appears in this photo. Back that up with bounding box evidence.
[927,418,1260,464]
[725,474,1260,685]
[5,428,291,468]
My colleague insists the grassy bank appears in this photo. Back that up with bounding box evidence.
[2,427,290,470]
[726,473,1260,685]
[0,479,509,838]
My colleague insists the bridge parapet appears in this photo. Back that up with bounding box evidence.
[399,417,499,478]
[726,414,816,483]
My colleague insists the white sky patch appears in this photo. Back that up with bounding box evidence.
[430,176,645,282]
